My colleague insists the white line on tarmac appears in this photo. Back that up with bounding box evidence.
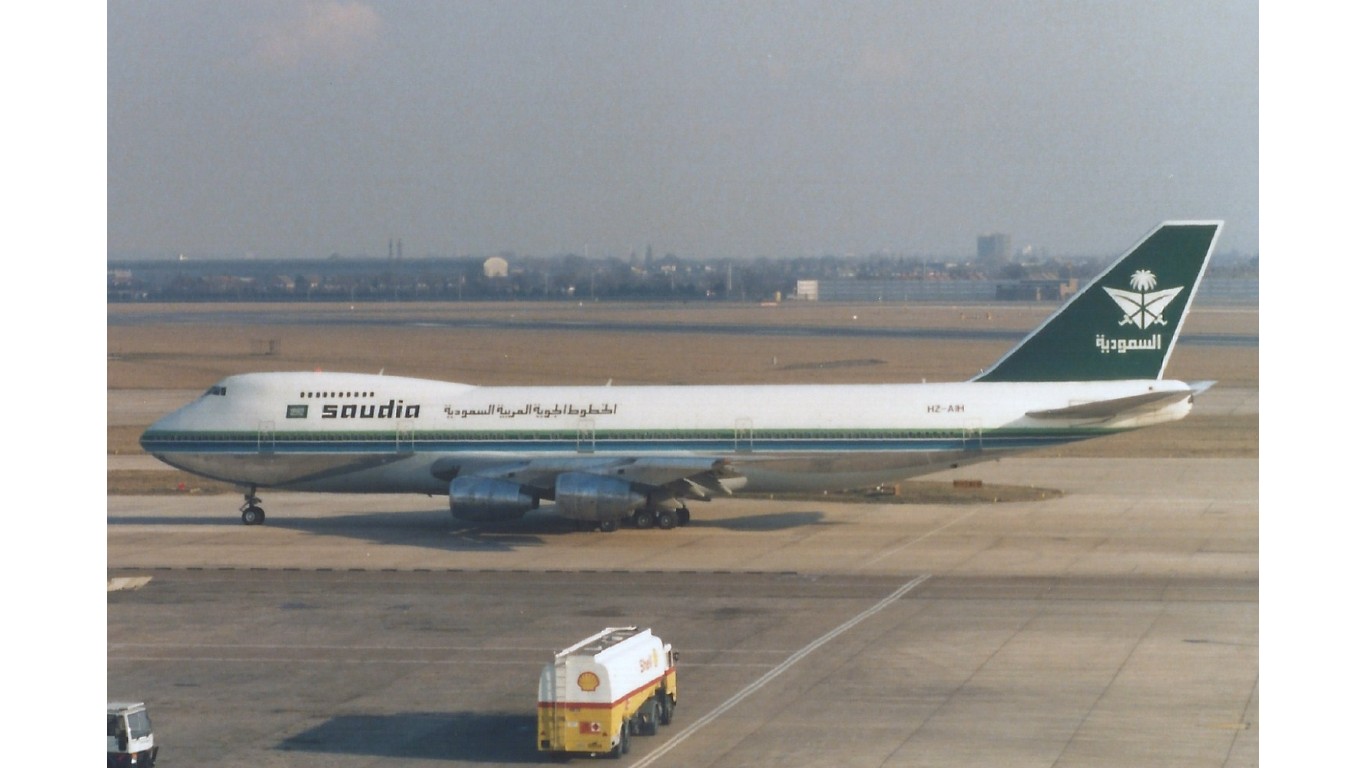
[630,573,931,768]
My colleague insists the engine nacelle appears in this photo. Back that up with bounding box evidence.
[553,472,647,521]
[449,477,539,522]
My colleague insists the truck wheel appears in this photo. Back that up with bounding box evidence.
[641,699,661,735]
[614,721,630,757]
[660,695,675,725]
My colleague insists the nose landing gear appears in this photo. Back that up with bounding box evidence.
[239,488,265,525]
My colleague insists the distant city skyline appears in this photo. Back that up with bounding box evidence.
[108,1,1258,261]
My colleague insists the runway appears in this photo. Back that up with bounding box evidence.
[108,456,1257,767]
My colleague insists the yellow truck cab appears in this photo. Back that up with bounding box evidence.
[537,626,678,758]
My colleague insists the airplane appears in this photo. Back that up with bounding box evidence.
[140,221,1222,530]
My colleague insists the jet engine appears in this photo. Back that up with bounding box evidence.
[553,472,647,521]
[448,477,539,522]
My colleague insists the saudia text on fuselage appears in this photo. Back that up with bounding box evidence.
[317,399,421,419]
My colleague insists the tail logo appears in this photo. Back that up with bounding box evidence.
[1103,269,1185,330]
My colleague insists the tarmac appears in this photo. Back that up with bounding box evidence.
[109,444,1257,766]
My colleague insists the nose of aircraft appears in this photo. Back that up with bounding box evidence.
[138,395,197,451]
[138,412,169,452]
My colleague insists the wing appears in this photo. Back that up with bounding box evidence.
[472,453,737,489]
[469,450,743,505]
[444,455,745,524]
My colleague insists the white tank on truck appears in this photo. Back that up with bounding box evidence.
[537,626,678,758]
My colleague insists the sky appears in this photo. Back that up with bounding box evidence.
[106,0,1258,260]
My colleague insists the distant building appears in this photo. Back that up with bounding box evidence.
[794,280,819,301]
[977,233,1011,265]
[995,278,1078,301]
[483,256,509,278]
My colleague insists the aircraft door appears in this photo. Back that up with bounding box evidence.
[577,417,595,453]
[962,419,983,454]
[734,418,754,454]
[396,420,415,454]
[257,420,275,454]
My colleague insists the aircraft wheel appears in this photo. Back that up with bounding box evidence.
[677,507,691,526]
[656,508,678,530]
[241,506,265,526]
[632,508,656,529]
[599,518,620,533]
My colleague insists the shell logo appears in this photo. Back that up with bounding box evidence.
[639,649,660,672]
[577,671,601,692]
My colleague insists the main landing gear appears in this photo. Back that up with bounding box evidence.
[239,487,266,526]
[627,506,692,531]
[574,506,693,533]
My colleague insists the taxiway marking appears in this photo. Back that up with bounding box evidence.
[632,573,931,767]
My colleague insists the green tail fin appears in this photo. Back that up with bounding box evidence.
[973,221,1222,382]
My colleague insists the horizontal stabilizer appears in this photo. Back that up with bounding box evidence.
[1188,380,1216,396]
[1026,388,1199,421]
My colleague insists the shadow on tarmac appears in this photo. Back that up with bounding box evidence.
[107,506,834,552]
[277,711,542,763]
[689,510,832,531]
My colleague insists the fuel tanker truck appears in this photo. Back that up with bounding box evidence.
[537,626,678,758]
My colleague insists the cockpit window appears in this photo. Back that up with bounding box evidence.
[202,385,227,397]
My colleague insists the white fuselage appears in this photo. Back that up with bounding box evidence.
[142,371,1194,494]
